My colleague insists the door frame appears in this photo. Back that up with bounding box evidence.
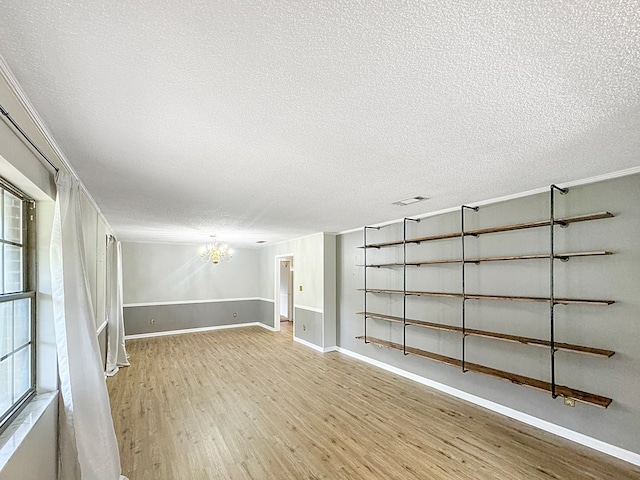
[274,253,294,331]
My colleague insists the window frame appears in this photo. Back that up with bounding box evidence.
[0,176,36,433]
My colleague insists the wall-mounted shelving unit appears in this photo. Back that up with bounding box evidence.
[358,186,615,408]
[360,212,613,249]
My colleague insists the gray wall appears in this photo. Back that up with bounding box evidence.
[121,242,272,334]
[323,234,337,348]
[337,173,640,455]
[97,327,107,367]
[294,307,323,346]
[259,233,337,350]
[121,235,335,343]
[124,299,273,335]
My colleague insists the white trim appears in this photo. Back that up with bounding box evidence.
[560,165,640,188]
[96,320,107,335]
[125,322,268,340]
[335,347,640,467]
[293,336,324,353]
[273,253,295,332]
[293,336,336,353]
[123,297,270,308]
[0,53,115,234]
[338,166,640,235]
[257,323,278,332]
[294,304,323,314]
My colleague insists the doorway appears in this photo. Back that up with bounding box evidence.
[275,254,294,333]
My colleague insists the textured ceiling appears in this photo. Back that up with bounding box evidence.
[0,1,639,246]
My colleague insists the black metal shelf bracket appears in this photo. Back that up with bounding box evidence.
[403,218,420,355]
[363,226,381,343]
[461,205,479,372]
[549,185,568,398]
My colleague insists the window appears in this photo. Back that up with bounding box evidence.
[0,177,35,431]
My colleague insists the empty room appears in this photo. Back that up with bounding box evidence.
[0,1,639,479]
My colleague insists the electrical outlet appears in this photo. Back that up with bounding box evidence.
[563,397,575,407]
[150,318,155,325]
[302,325,306,331]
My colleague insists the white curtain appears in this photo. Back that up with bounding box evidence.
[51,171,127,480]
[105,237,129,376]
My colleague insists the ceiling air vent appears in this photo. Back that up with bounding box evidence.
[392,196,429,206]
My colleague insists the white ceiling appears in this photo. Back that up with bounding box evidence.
[1,1,639,247]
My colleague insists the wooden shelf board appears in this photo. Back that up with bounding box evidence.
[470,251,613,263]
[357,312,614,357]
[360,288,614,305]
[361,251,612,268]
[362,231,459,249]
[356,335,612,408]
[360,212,614,249]
[468,212,614,236]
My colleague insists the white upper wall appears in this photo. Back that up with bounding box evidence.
[121,242,261,304]
[259,233,325,310]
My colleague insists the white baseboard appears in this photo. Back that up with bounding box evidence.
[335,347,640,467]
[293,336,339,353]
[125,322,271,340]
[293,336,324,352]
[258,323,278,332]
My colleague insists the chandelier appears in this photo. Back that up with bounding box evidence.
[201,235,233,264]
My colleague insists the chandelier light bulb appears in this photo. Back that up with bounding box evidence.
[201,235,233,265]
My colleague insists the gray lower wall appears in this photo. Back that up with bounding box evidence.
[294,307,323,347]
[257,300,275,329]
[337,173,640,455]
[97,327,107,368]
[124,299,274,335]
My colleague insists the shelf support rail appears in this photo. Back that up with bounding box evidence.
[403,217,420,355]
[363,226,381,343]
[549,185,568,397]
[461,205,479,372]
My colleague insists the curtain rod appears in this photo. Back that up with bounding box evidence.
[0,102,59,173]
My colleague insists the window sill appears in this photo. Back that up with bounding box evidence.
[0,391,57,472]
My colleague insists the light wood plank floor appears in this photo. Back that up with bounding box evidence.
[107,326,640,479]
